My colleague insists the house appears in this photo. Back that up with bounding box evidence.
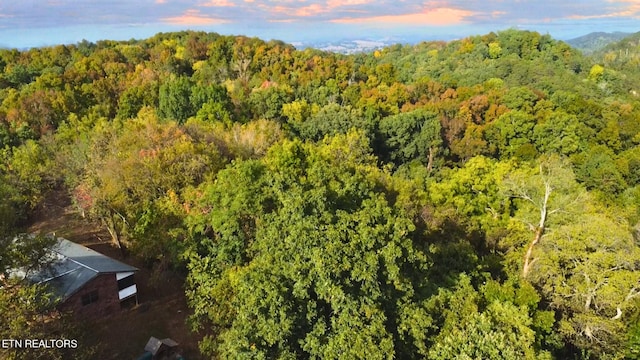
[27,237,139,319]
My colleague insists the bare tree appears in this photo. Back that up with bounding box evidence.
[502,155,583,278]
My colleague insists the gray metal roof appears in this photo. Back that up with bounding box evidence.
[53,238,138,273]
[29,238,138,301]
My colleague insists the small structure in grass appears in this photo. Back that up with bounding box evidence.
[141,337,181,360]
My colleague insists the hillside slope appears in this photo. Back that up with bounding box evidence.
[567,31,633,53]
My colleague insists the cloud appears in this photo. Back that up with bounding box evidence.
[2,0,640,49]
[7,0,636,31]
[250,0,410,23]
[449,0,640,25]
[567,0,640,19]
[269,18,297,23]
[295,4,327,17]
[331,7,476,26]
[261,3,329,18]
[161,9,230,25]
[326,0,373,9]
[201,0,236,7]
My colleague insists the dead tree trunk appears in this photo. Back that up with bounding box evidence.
[522,178,551,278]
[426,146,434,172]
[522,225,544,277]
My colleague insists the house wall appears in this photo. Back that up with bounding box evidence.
[58,274,122,319]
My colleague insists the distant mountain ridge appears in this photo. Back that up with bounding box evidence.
[598,31,640,53]
[306,31,640,55]
[566,31,633,54]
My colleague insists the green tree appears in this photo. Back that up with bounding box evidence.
[485,110,536,158]
[116,82,159,120]
[504,156,640,357]
[282,99,315,127]
[185,132,432,359]
[573,146,627,194]
[158,76,193,123]
[0,139,55,219]
[488,41,502,59]
[428,276,543,360]
[531,213,640,358]
[429,156,514,235]
[190,82,232,115]
[501,155,585,278]
[297,103,370,142]
[620,146,640,187]
[533,111,584,156]
[247,84,293,121]
[379,109,442,171]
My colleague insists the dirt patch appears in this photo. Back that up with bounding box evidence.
[85,292,202,359]
[28,188,106,245]
[27,190,204,359]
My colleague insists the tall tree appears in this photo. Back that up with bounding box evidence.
[75,109,225,258]
[185,131,433,358]
[503,156,640,357]
[158,76,193,123]
[502,155,584,278]
[379,109,442,170]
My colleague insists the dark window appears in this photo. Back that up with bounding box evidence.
[81,290,99,306]
[117,274,135,290]
[120,296,137,309]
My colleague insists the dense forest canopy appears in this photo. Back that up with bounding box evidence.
[1,29,640,359]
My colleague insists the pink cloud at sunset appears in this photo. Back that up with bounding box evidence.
[162,9,229,26]
[331,7,475,26]
[201,0,236,7]
[295,4,328,17]
[265,1,368,18]
[326,0,373,9]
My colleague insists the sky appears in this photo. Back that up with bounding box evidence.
[0,0,639,48]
